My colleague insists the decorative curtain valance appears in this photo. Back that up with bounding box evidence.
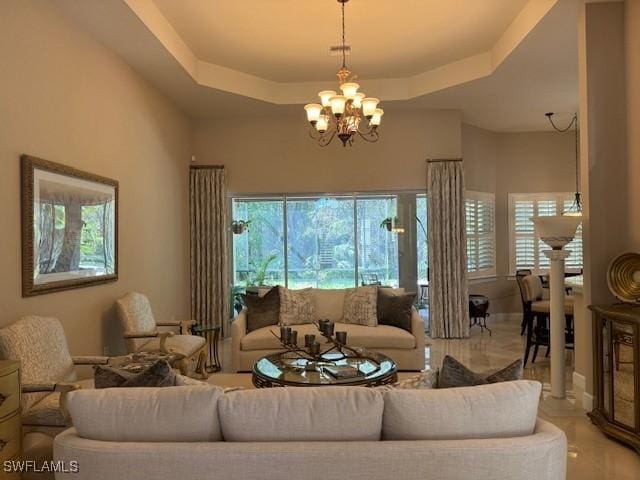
[427,159,469,339]
[190,166,229,335]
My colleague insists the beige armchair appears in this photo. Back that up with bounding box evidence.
[0,316,107,437]
[115,292,207,378]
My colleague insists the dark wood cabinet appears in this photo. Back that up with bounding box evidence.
[589,304,640,454]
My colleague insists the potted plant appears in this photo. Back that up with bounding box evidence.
[250,254,277,287]
[231,219,251,234]
[380,216,399,232]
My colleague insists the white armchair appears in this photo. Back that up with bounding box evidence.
[115,292,207,378]
[0,316,107,437]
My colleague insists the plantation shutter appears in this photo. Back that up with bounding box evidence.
[510,193,583,273]
[465,192,496,277]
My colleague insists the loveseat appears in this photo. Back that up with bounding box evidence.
[232,288,426,372]
[53,380,566,480]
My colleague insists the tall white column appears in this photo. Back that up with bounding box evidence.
[544,249,571,399]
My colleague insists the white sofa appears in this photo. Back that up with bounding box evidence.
[54,380,567,480]
[231,288,426,372]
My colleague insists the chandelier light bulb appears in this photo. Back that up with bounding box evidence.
[316,115,329,133]
[340,82,360,100]
[330,95,347,117]
[370,108,384,126]
[352,92,365,109]
[318,90,336,107]
[304,104,323,123]
[362,98,379,118]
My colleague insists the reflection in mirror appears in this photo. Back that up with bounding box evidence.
[611,321,635,427]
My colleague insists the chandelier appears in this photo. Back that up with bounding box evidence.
[304,0,383,147]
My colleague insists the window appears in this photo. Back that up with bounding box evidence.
[509,193,583,273]
[416,195,428,283]
[231,194,399,289]
[466,192,496,278]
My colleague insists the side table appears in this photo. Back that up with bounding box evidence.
[191,324,222,373]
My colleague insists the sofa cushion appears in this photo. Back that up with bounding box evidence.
[219,387,383,442]
[66,385,223,442]
[343,287,378,327]
[279,287,315,325]
[245,286,280,332]
[241,323,416,351]
[382,380,541,440]
[311,289,346,322]
[377,290,416,332]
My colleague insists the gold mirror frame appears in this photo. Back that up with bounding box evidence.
[21,155,119,297]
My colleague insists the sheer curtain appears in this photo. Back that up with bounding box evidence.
[427,160,469,339]
[190,166,229,335]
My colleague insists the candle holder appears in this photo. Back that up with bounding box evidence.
[271,320,377,367]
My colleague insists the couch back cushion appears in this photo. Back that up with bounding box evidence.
[382,380,541,440]
[311,289,346,322]
[66,386,223,442]
[219,386,383,442]
[311,288,405,323]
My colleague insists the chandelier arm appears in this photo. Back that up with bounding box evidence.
[318,130,337,147]
[357,129,380,143]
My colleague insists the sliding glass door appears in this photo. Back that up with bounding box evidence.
[286,196,355,289]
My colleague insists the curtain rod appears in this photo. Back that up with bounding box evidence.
[190,165,225,169]
[425,158,463,163]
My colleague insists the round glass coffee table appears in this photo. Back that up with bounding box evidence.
[252,350,397,388]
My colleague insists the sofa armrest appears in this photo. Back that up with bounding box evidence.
[411,308,426,351]
[72,356,110,365]
[157,319,196,334]
[231,309,248,372]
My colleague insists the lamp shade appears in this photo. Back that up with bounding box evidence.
[531,215,582,249]
[316,115,329,133]
[362,98,379,117]
[352,92,365,109]
[330,95,347,116]
[304,104,322,123]
[370,108,384,126]
[318,90,336,107]
[340,82,360,100]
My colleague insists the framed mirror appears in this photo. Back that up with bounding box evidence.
[21,155,118,296]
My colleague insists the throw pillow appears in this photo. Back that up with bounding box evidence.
[245,286,280,332]
[377,290,416,332]
[437,355,523,388]
[485,359,524,383]
[394,369,438,389]
[94,365,135,389]
[343,286,378,327]
[120,360,177,388]
[278,287,315,325]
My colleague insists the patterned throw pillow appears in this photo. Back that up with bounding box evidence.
[377,290,416,332]
[278,287,315,325]
[437,355,523,388]
[94,360,176,388]
[343,287,378,327]
[245,287,280,332]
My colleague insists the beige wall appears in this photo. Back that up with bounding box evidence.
[627,0,640,250]
[0,1,192,357]
[579,2,628,306]
[193,109,462,194]
[463,126,575,314]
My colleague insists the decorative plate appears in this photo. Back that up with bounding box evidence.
[607,252,640,303]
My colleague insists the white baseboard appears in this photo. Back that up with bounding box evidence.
[572,372,594,412]
[582,392,594,412]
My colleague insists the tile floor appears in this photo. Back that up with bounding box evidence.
[212,318,640,479]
